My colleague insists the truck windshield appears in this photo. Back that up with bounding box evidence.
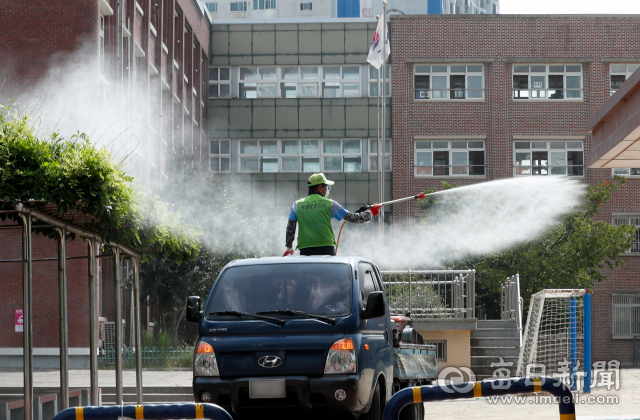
[206,263,353,318]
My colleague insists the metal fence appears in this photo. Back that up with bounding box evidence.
[381,270,475,319]
[501,274,523,347]
[100,346,193,368]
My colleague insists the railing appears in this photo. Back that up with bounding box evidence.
[52,404,232,420]
[501,274,523,347]
[382,270,475,319]
[383,377,576,420]
[99,346,193,367]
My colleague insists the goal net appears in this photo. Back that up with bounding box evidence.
[516,289,591,392]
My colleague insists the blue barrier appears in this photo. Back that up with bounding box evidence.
[51,403,233,420]
[383,377,576,420]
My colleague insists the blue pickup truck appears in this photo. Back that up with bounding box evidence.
[186,256,436,420]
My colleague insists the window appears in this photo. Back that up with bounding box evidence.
[358,263,379,310]
[300,2,312,10]
[610,64,640,95]
[238,65,361,98]
[424,340,447,362]
[369,139,391,171]
[369,65,391,97]
[230,2,247,11]
[237,139,361,173]
[613,294,640,338]
[207,2,217,12]
[513,140,584,176]
[323,139,361,172]
[253,0,276,9]
[414,64,484,100]
[513,64,583,100]
[613,168,640,177]
[209,67,230,98]
[613,215,640,254]
[210,140,231,172]
[99,16,105,75]
[414,140,485,177]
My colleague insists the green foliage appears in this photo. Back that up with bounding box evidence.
[419,178,635,316]
[0,108,200,263]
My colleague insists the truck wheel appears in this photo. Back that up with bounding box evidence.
[361,382,382,420]
[399,402,424,420]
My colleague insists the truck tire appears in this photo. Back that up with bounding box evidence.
[361,382,382,420]
[399,402,424,420]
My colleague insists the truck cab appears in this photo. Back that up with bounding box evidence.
[187,256,432,419]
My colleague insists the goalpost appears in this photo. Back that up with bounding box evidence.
[516,289,592,393]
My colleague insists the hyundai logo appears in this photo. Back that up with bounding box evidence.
[258,355,283,368]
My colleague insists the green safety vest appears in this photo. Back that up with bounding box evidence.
[295,194,336,249]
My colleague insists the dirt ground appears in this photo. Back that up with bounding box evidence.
[2,368,639,419]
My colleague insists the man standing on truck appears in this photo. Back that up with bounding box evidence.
[284,173,380,256]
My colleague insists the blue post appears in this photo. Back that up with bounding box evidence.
[584,291,592,393]
[569,297,577,391]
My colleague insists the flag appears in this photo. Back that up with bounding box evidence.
[366,17,390,70]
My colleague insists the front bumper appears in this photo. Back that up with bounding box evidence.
[193,374,363,415]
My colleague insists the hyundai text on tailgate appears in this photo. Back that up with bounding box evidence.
[186,256,437,420]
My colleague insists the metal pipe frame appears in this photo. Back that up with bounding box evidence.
[0,255,118,263]
[57,228,69,410]
[114,248,123,405]
[133,258,144,404]
[20,213,33,420]
[51,403,233,420]
[87,239,99,406]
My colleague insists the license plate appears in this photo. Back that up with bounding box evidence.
[249,379,286,399]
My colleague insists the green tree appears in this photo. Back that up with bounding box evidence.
[420,177,635,317]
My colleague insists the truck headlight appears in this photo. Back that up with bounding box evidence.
[194,341,219,376]
[324,338,356,374]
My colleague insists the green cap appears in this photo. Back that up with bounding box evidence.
[307,173,334,186]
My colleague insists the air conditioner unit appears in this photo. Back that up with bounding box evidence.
[418,90,430,99]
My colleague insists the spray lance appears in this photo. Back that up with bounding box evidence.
[335,192,427,253]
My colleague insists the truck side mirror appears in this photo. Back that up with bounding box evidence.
[363,291,386,319]
[186,296,201,323]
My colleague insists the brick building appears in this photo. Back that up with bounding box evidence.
[388,14,640,365]
[0,0,210,367]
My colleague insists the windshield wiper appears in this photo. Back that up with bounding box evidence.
[257,309,337,325]
[209,310,285,326]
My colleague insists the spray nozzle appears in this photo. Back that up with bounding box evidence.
[417,192,426,199]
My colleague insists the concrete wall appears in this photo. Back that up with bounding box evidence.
[418,329,471,376]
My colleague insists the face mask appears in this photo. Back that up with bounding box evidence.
[325,185,331,198]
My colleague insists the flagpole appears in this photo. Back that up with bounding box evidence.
[379,0,387,258]
[375,14,382,262]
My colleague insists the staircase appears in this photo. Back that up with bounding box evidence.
[101,386,194,405]
[470,319,521,380]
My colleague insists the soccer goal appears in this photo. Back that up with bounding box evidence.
[516,289,592,392]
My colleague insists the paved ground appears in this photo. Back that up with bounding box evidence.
[2,368,639,419]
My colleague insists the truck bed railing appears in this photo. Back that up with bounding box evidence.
[382,270,475,319]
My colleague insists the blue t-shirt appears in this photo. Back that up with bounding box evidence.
[289,199,348,222]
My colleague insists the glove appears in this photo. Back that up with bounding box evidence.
[370,205,381,217]
[356,204,369,213]
[283,248,294,257]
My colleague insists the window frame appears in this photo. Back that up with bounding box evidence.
[612,214,640,255]
[229,1,247,12]
[237,139,362,173]
[414,139,486,178]
[206,2,217,12]
[368,65,391,97]
[513,140,584,177]
[209,66,231,98]
[512,64,584,101]
[237,65,362,99]
[612,294,640,338]
[300,2,312,10]
[253,0,276,9]
[413,64,485,101]
[609,63,640,96]
[368,138,392,172]
[209,139,231,172]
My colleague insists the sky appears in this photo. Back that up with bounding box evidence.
[500,0,640,14]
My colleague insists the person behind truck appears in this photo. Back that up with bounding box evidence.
[284,173,380,256]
